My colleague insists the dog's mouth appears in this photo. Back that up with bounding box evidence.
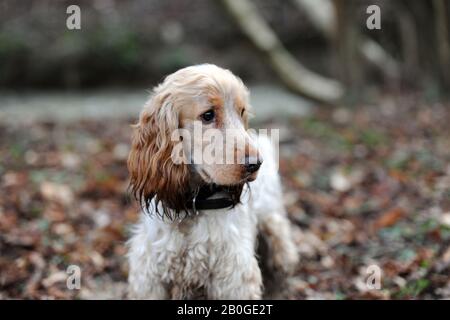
[196,168,258,186]
[194,165,259,186]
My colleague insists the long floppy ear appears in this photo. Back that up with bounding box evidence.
[127,93,190,219]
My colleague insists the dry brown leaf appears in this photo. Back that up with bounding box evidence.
[374,207,405,230]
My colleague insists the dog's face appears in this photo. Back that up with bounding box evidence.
[128,64,262,214]
[177,68,261,186]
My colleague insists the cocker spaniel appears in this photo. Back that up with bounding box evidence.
[127,64,299,299]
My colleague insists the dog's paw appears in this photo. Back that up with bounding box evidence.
[272,238,299,275]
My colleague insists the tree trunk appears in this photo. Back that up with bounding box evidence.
[333,0,363,102]
[432,0,450,90]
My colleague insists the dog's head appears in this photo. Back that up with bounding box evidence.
[128,64,262,217]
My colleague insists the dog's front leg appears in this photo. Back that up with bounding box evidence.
[257,212,299,298]
[207,255,262,300]
[127,235,169,299]
[258,212,299,276]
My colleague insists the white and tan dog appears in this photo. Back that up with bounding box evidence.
[127,64,298,299]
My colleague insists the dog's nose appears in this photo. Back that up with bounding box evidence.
[244,156,262,173]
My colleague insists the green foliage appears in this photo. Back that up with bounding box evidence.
[360,129,386,148]
[395,279,430,299]
[9,143,25,161]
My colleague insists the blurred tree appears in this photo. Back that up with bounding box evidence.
[432,0,450,90]
[292,0,399,80]
[222,0,344,104]
[333,0,363,101]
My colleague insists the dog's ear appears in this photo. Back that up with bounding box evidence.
[128,93,190,218]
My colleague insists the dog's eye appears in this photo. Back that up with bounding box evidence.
[200,109,215,123]
[240,109,245,117]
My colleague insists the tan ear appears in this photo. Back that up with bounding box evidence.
[127,94,190,218]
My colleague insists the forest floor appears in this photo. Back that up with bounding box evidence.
[1,91,449,299]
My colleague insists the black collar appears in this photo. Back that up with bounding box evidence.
[185,184,239,211]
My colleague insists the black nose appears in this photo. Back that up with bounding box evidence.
[244,157,262,173]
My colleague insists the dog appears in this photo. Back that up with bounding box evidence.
[127,64,298,299]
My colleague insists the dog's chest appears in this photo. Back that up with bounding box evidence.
[157,209,256,298]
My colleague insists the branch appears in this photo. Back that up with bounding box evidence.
[222,0,344,104]
[292,0,400,79]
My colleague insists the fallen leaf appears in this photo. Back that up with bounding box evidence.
[374,207,405,230]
